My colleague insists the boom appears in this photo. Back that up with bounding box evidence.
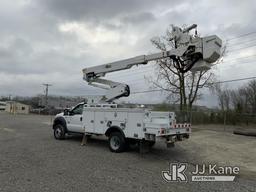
[82,24,222,103]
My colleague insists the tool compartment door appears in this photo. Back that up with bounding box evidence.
[126,112,144,139]
[94,111,105,134]
[83,111,95,133]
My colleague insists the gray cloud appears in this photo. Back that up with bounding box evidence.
[0,0,255,107]
[121,12,156,24]
[36,0,180,21]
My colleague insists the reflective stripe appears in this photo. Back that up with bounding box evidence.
[172,123,192,128]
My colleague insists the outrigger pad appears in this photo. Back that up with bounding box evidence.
[81,134,89,146]
[233,129,256,137]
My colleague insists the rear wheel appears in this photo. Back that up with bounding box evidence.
[53,124,66,140]
[108,132,126,153]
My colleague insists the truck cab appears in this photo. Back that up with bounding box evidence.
[53,103,84,136]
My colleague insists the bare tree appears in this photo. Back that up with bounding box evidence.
[216,86,231,112]
[214,80,256,125]
[230,90,242,113]
[246,80,256,113]
[149,27,221,111]
[229,88,249,113]
[216,80,256,114]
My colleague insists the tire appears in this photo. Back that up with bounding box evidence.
[108,132,126,153]
[53,124,66,140]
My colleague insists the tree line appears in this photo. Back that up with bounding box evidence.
[215,79,256,125]
[216,80,256,114]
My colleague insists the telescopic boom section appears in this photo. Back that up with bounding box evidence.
[82,24,222,103]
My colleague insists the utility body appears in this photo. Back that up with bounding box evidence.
[52,24,222,152]
[53,103,191,152]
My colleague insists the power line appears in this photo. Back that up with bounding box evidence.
[130,76,256,94]
[227,37,256,45]
[219,60,256,70]
[227,44,256,52]
[112,59,256,86]
[112,56,256,84]
[110,57,254,80]
[213,76,256,84]
[100,31,256,97]
[226,31,256,41]
[227,38,256,47]
[85,30,256,91]
[222,54,256,62]
[106,31,256,79]
[109,58,256,85]
[226,41,256,50]
[110,45,256,80]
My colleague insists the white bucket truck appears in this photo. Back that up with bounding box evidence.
[52,24,222,152]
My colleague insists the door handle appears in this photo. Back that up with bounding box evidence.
[80,117,83,121]
[90,120,94,123]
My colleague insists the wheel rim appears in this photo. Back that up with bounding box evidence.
[55,127,62,138]
[110,136,120,150]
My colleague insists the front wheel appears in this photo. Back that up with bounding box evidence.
[108,132,126,153]
[53,124,66,140]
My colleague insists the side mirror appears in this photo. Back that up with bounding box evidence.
[63,109,70,116]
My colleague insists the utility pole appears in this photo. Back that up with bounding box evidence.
[42,83,52,108]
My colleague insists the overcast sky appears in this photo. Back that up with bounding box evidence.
[0,0,256,107]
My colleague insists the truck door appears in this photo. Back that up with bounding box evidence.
[66,104,84,133]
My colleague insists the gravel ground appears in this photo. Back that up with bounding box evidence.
[0,113,255,192]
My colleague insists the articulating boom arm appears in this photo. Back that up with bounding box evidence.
[82,24,222,103]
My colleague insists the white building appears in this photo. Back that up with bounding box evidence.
[5,101,30,114]
[0,101,6,111]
